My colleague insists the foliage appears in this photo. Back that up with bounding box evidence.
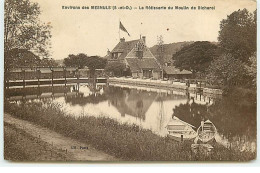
[218,9,256,63]
[4,0,52,69]
[63,53,107,71]
[206,54,248,88]
[172,41,221,73]
[4,0,52,56]
[150,42,194,65]
[206,9,257,91]
[4,101,256,161]
[41,57,58,67]
[245,52,257,88]
[86,56,107,71]
[104,62,127,76]
[63,54,85,68]
[5,49,58,69]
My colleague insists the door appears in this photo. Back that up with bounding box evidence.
[143,69,152,78]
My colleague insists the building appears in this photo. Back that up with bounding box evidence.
[6,67,78,80]
[163,66,193,80]
[150,42,194,80]
[107,36,162,79]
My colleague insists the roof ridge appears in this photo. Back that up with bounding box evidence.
[125,39,140,43]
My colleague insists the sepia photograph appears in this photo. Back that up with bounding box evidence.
[2,0,257,162]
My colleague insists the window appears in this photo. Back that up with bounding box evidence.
[112,53,118,59]
[136,51,143,59]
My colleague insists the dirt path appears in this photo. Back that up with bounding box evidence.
[4,113,117,161]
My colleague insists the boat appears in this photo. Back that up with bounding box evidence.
[197,120,217,143]
[166,116,197,142]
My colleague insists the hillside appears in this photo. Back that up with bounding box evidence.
[149,41,194,65]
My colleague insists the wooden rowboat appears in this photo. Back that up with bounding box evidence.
[166,116,197,142]
[197,120,217,143]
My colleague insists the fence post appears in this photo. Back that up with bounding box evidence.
[64,67,67,87]
[51,67,54,99]
[51,67,54,87]
[38,68,40,87]
[6,69,9,90]
[23,69,25,89]
[77,68,80,93]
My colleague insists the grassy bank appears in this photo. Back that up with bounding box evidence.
[4,122,70,161]
[4,101,256,161]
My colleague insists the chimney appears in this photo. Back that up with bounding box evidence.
[120,37,125,43]
[142,36,146,44]
[107,49,110,55]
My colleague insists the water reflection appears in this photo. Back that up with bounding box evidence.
[6,84,256,152]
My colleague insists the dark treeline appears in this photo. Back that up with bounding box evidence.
[5,49,58,69]
[63,53,107,70]
[173,9,256,92]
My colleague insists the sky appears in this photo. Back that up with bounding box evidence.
[31,0,256,60]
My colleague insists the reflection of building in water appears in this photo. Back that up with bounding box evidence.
[65,92,107,106]
[106,86,157,120]
[6,85,72,101]
[188,92,214,105]
[155,92,187,102]
[66,85,107,105]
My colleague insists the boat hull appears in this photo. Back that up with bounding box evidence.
[197,120,217,143]
[167,133,197,142]
[197,136,216,143]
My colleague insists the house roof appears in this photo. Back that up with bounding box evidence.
[126,46,155,58]
[109,38,162,73]
[110,39,140,59]
[112,39,139,53]
[163,66,192,75]
[125,58,161,72]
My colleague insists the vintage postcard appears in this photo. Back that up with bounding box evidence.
[3,0,257,162]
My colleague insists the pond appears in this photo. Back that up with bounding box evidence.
[6,83,257,152]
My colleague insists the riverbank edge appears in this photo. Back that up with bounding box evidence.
[4,122,70,162]
[4,113,117,162]
[107,78,223,95]
[4,101,256,161]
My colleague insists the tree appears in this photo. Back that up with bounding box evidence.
[84,56,107,72]
[4,0,52,68]
[41,57,58,67]
[63,54,87,69]
[63,53,107,70]
[63,53,107,77]
[104,62,126,77]
[206,9,257,90]
[245,52,256,88]
[206,54,248,88]
[218,9,256,63]
[5,48,58,68]
[172,41,221,74]
[5,48,42,68]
